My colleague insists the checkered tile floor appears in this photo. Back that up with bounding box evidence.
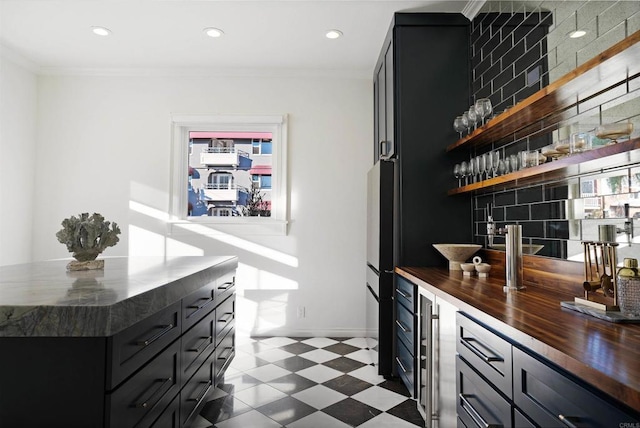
[190,336,424,427]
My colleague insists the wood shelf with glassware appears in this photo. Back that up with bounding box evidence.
[447,29,640,153]
[448,137,640,195]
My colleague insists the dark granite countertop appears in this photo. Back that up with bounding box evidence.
[397,266,640,413]
[0,256,237,337]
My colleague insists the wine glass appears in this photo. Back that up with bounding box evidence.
[460,161,468,185]
[467,106,478,131]
[454,164,461,187]
[491,151,500,178]
[453,116,466,138]
[475,98,493,125]
[462,112,471,135]
[498,159,507,176]
[474,156,482,182]
[483,152,492,180]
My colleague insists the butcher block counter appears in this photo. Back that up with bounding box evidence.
[397,265,640,415]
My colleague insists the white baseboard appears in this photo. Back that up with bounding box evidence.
[247,327,368,338]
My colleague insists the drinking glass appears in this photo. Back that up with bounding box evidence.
[482,153,491,180]
[491,151,500,177]
[475,98,493,125]
[467,106,478,131]
[509,154,518,172]
[474,156,482,182]
[462,112,471,135]
[454,164,461,187]
[460,161,468,185]
[453,116,466,138]
[498,159,507,176]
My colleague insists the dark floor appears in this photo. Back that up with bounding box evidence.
[191,336,424,427]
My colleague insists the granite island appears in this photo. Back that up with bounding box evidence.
[0,256,238,428]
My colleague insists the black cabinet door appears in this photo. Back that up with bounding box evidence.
[456,355,511,428]
[513,346,640,427]
[374,58,386,162]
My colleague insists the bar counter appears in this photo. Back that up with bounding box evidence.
[397,266,640,413]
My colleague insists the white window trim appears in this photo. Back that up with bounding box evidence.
[169,114,288,236]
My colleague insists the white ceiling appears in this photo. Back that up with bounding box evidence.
[0,0,479,77]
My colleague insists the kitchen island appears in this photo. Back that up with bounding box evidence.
[397,266,640,425]
[0,256,237,428]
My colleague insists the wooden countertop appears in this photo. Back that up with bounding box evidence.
[396,266,640,413]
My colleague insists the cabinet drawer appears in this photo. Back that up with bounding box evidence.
[457,355,511,428]
[107,301,181,389]
[456,312,512,398]
[107,339,180,428]
[395,298,415,351]
[181,306,216,386]
[149,393,180,428]
[215,294,235,346]
[396,338,415,397]
[513,347,640,427]
[215,271,236,304]
[396,275,416,311]
[182,280,216,332]
[215,327,235,386]
[181,352,214,427]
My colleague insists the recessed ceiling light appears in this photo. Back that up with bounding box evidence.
[325,29,343,39]
[203,27,224,38]
[569,30,587,38]
[91,26,111,36]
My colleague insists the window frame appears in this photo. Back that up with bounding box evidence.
[170,114,288,235]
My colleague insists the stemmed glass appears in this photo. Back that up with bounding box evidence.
[467,106,478,131]
[474,156,482,182]
[453,116,466,138]
[474,98,493,125]
[454,164,461,187]
[460,161,468,185]
[491,151,500,178]
[483,153,492,180]
[462,112,471,135]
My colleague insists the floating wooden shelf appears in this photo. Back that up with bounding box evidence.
[448,138,640,195]
[447,29,640,153]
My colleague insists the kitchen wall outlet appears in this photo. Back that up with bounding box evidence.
[297,306,306,318]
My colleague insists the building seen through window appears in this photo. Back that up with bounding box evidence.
[188,131,272,217]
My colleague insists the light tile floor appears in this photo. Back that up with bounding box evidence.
[191,336,424,427]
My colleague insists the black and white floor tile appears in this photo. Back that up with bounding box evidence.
[191,336,424,427]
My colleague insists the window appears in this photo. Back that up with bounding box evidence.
[170,115,288,235]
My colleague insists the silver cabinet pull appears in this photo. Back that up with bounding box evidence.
[395,356,408,374]
[396,289,411,299]
[461,336,503,363]
[459,394,502,428]
[188,380,212,403]
[187,297,213,311]
[188,336,212,353]
[218,313,233,323]
[135,377,173,408]
[217,347,234,361]
[559,414,579,428]
[136,324,174,347]
[395,319,410,333]
[218,281,234,291]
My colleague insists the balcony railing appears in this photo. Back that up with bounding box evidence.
[200,148,252,170]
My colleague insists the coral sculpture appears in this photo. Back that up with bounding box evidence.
[56,212,121,262]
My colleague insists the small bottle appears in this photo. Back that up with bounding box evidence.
[617,258,640,315]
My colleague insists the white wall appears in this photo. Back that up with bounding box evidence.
[0,53,37,265]
[28,72,372,337]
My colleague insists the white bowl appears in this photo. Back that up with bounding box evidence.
[460,263,476,276]
[433,244,482,270]
[475,263,491,278]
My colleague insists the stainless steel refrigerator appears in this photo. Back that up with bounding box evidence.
[366,160,395,377]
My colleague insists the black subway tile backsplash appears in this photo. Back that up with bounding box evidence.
[546,221,570,240]
[531,202,565,220]
[517,186,543,204]
[521,221,545,238]
[494,190,516,206]
[506,205,530,221]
